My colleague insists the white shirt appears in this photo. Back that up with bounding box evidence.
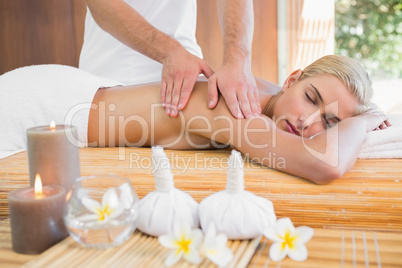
[79,0,203,85]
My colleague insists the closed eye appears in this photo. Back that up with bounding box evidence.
[323,116,331,129]
[322,114,340,129]
[305,93,316,105]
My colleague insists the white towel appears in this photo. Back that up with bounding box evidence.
[0,65,121,159]
[358,113,402,159]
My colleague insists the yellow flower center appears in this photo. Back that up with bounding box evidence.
[97,204,112,221]
[207,249,217,255]
[281,231,295,250]
[176,236,191,254]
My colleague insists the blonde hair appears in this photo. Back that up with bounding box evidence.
[300,55,373,114]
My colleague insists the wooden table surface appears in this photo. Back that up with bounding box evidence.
[1,148,402,267]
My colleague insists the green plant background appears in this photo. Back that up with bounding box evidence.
[335,0,402,79]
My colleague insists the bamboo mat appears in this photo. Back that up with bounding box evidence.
[1,219,402,267]
[249,228,402,268]
[0,219,260,268]
[1,147,402,267]
[1,148,402,231]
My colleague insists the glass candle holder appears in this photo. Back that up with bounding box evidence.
[64,175,140,249]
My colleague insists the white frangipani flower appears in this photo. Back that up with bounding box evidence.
[200,224,233,267]
[81,188,124,223]
[264,218,314,262]
[158,222,203,267]
[118,183,134,209]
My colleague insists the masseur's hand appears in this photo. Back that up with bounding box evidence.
[207,61,261,119]
[161,46,214,118]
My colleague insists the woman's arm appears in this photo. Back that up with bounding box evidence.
[217,113,386,184]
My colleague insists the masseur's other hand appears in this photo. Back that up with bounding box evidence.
[161,46,214,118]
[207,61,260,119]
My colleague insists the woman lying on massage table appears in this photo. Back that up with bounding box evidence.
[87,55,389,184]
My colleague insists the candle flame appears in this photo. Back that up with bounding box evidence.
[50,121,56,130]
[34,174,43,195]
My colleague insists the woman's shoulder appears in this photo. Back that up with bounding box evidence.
[255,77,281,95]
[194,76,281,95]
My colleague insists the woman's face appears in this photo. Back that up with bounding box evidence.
[273,70,359,138]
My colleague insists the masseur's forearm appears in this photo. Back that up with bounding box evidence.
[85,0,183,64]
[217,0,254,64]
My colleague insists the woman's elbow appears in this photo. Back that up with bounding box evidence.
[307,164,345,185]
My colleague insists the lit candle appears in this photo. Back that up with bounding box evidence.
[27,122,80,191]
[8,174,68,254]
